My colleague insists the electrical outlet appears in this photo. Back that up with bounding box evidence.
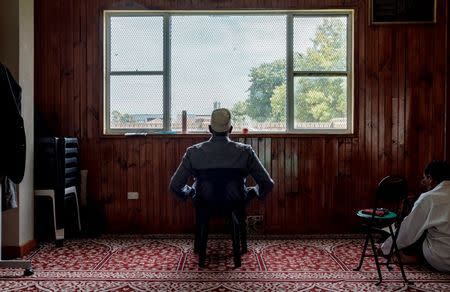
[127,192,139,200]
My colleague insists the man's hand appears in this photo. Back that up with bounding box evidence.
[245,187,258,201]
[180,185,195,201]
[188,187,196,200]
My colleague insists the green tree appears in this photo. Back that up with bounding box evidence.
[247,59,286,122]
[112,110,122,124]
[121,113,135,123]
[230,100,248,125]
[294,77,346,122]
[111,110,136,124]
[243,17,347,124]
[293,18,347,123]
[296,19,346,71]
[270,84,286,122]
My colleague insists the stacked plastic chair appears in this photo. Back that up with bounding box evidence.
[35,137,81,246]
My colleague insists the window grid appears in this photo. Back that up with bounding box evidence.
[290,14,352,134]
[104,10,354,135]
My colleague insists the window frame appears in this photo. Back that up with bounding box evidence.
[103,10,354,135]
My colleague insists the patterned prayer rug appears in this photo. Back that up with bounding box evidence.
[1,234,449,291]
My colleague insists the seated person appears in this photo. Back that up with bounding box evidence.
[169,108,274,249]
[169,108,274,202]
[380,160,450,271]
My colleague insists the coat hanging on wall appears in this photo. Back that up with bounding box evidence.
[0,62,26,211]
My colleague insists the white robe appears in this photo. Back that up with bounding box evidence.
[381,180,450,271]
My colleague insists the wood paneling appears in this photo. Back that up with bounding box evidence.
[34,0,449,233]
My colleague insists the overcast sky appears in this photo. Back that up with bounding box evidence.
[109,15,322,117]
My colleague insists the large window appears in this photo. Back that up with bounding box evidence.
[104,11,353,134]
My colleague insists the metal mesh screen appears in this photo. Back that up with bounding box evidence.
[110,16,163,71]
[293,16,347,72]
[292,15,349,131]
[171,15,287,132]
[105,12,352,133]
[293,76,347,129]
[110,76,163,129]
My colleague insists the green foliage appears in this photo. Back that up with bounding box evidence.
[293,18,347,123]
[294,77,346,122]
[241,17,348,124]
[230,100,249,125]
[121,113,136,123]
[297,18,347,71]
[112,110,122,124]
[270,84,286,122]
[246,59,286,122]
[111,110,136,124]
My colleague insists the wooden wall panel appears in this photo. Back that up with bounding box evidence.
[34,0,449,233]
[447,0,450,161]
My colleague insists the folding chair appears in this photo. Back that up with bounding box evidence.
[354,175,412,285]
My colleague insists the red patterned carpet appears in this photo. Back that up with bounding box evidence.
[1,235,450,291]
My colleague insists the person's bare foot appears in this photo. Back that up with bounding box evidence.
[376,246,387,259]
[376,247,419,265]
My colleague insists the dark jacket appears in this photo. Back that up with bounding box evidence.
[169,136,274,204]
[0,63,26,210]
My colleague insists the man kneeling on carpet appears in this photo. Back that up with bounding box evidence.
[380,160,450,272]
[169,108,274,259]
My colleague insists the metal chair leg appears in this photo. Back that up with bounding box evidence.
[385,225,397,271]
[193,216,200,254]
[73,190,82,231]
[354,232,370,271]
[198,223,208,268]
[238,210,247,254]
[389,225,413,285]
[231,213,241,268]
[369,233,383,285]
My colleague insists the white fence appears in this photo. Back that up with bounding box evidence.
[111,118,346,130]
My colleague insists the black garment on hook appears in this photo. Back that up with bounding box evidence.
[0,63,26,185]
